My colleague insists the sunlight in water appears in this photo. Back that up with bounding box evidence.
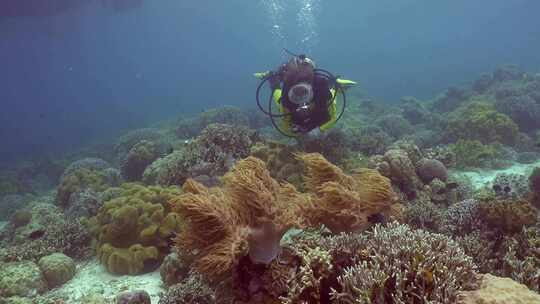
[261,0,286,48]
[296,0,319,53]
[261,0,320,53]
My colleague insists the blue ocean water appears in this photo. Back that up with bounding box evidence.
[1,0,540,163]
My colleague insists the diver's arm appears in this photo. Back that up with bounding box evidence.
[336,78,357,90]
[254,70,282,91]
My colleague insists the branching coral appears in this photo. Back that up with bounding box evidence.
[328,222,478,304]
[298,153,399,233]
[170,157,302,281]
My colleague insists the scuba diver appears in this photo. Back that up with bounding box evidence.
[255,50,356,137]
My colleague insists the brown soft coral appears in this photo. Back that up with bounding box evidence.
[298,153,399,233]
[170,157,303,281]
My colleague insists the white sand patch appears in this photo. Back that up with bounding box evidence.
[0,221,7,231]
[453,160,540,190]
[49,259,164,303]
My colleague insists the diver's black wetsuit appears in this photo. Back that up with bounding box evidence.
[281,75,332,132]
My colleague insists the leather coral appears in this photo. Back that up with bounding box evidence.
[170,156,303,280]
[298,153,399,233]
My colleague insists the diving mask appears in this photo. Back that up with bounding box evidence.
[288,82,314,106]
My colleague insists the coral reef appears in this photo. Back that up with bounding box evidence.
[281,222,477,304]
[170,157,302,280]
[491,173,530,200]
[444,102,519,145]
[89,183,182,275]
[0,261,47,298]
[0,203,92,262]
[529,167,540,208]
[249,140,304,188]
[158,272,217,304]
[143,123,258,187]
[175,106,249,139]
[416,158,448,184]
[449,140,503,169]
[298,153,399,233]
[374,113,414,139]
[56,158,122,213]
[477,199,537,234]
[346,125,392,156]
[0,194,34,221]
[121,140,162,182]
[37,253,76,288]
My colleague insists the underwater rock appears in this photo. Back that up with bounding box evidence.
[160,253,190,287]
[417,158,448,184]
[37,253,76,288]
[458,274,540,304]
[0,261,47,298]
[116,290,151,304]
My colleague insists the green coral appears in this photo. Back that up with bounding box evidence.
[449,139,501,169]
[56,168,110,207]
[445,102,519,145]
[89,183,182,275]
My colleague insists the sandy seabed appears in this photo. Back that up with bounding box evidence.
[50,259,164,303]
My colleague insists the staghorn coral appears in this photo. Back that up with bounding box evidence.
[89,183,183,275]
[329,222,478,304]
[298,153,399,233]
[170,157,302,281]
